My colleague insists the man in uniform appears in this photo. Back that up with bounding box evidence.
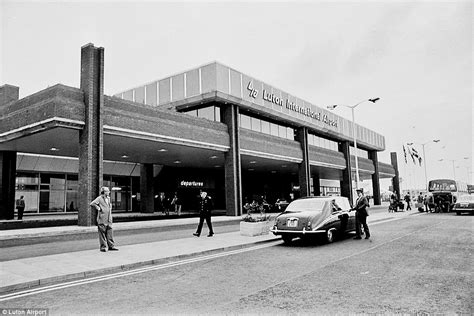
[193,191,214,237]
[353,188,370,240]
[90,187,119,252]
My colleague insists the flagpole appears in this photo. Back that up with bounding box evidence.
[422,144,428,191]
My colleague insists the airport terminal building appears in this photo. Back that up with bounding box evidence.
[0,44,398,225]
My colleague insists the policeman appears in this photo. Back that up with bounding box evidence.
[193,191,214,237]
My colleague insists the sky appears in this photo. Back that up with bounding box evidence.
[1,0,472,190]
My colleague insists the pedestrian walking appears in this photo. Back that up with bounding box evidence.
[157,192,170,215]
[90,187,118,252]
[404,194,412,210]
[193,191,214,237]
[171,192,182,216]
[353,188,370,240]
[15,196,25,220]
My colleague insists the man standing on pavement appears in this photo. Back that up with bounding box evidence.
[353,188,370,240]
[193,191,214,237]
[90,187,119,252]
[15,196,25,220]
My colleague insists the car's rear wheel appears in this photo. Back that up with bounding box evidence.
[326,229,336,243]
[282,235,293,244]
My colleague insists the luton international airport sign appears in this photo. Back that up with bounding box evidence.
[247,81,338,128]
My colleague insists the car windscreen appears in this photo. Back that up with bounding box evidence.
[285,199,327,213]
[457,195,474,203]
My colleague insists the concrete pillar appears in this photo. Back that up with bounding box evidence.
[339,141,353,203]
[222,104,242,216]
[296,127,311,197]
[140,163,154,213]
[313,172,321,196]
[391,152,401,200]
[78,43,105,226]
[369,150,381,205]
[0,151,17,220]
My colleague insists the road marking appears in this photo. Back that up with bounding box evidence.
[0,242,279,302]
[0,211,427,302]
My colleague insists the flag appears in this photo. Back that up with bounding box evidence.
[406,145,417,164]
[402,145,408,164]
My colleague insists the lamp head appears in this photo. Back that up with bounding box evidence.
[368,97,380,103]
[327,105,338,110]
[433,139,440,143]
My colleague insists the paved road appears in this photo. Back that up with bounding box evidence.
[1,212,471,315]
[1,205,391,261]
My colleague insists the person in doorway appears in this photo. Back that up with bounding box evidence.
[353,188,370,240]
[90,187,118,252]
[15,196,25,220]
[193,191,214,237]
[171,192,182,216]
[157,192,170,215]
[404,194,412,210]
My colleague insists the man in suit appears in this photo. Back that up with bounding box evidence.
[193,191,214,237]
[354,188,370,240]
[90,187,119,252]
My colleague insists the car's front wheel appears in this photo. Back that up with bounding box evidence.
[282,235,293,244]
[326,229,336,243]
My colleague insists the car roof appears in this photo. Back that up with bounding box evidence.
[296,196,349,202]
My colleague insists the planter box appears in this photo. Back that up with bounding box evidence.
[240,221,271,237]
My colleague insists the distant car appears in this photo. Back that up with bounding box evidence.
[453,195,474,215]
[273,199,290,212]
[270,196,356,244]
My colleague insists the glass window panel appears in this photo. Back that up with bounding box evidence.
[50,174,65,190]
[251,117,261,132]
[67,174,78,191]
[261,120,270,134]
[314,136,321,147]
[287,128,294,140]
[15,191,38,213]
[16,172,39,185]
[270,123,279,136]
[241,114,251,130]
[110,176,131,211]
[214,106,221,122]
[279,126,286,139]
[198,106,215,121]
[66,191,78,212]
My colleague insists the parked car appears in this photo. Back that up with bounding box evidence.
[452,195,474,215]
[270,196,356,244]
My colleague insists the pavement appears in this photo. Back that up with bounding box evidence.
[0,202,420,295]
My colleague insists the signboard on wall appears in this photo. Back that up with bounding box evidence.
[247,81,338,128]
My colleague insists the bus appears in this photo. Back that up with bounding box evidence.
[428,179,468,212]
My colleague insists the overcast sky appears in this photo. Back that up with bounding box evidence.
[1,0,472,190]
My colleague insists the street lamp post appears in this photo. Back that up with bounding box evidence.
[407,140,440,191]
[327,97,380,190]
[439,158,457,180]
